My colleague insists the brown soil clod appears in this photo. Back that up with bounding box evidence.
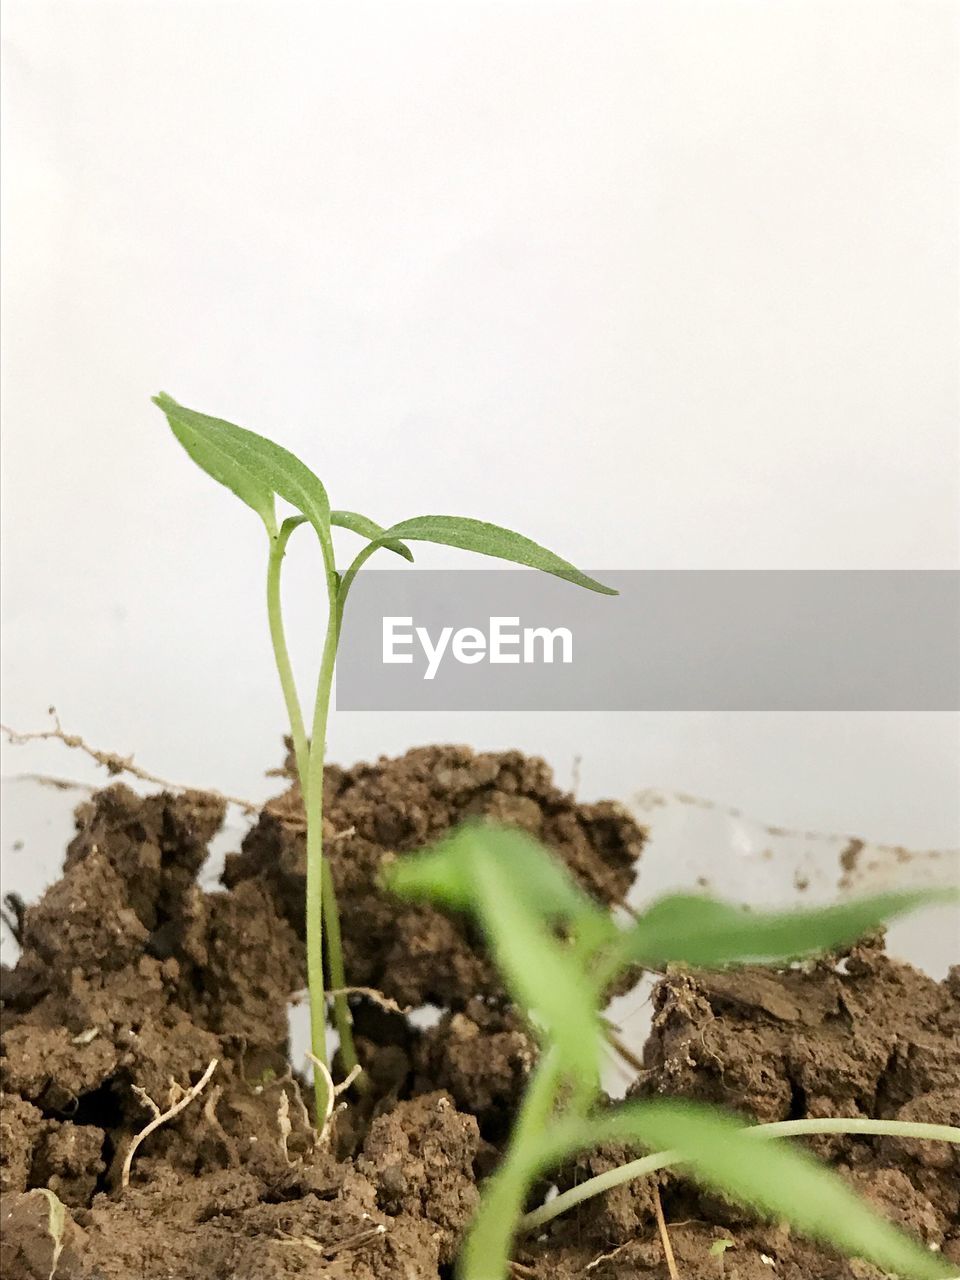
[1,744,957,1278]
[1,747,645,1277]
[224,744,644,1008]
[543,940,960,1269]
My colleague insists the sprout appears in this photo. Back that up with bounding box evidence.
[154,392,615,1119]
[386,823,958,1280]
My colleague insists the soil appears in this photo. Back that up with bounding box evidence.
[1,745,957,1279]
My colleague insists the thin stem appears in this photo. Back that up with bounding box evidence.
[310,536,386,1084]
[519,1118,960,1234]
[266,525,364,1112]
[458,1051,563,1280]
[303,571,339,1117]
[266,524,310,779]
[321,856,359,1078]
[336,540,381,630]
[522,1148,676,1233]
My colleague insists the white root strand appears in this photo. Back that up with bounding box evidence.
[121,1058,218,1189]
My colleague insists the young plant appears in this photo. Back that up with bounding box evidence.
[153,392,616,1119]
[386,824,960,1280]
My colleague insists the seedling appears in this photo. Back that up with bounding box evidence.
[153,392,616,1118]
[386,823,960,1280]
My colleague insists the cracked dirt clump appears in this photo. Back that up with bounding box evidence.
[224,744,645,1007]
[537,949,959,1272]
[2,752,957,1278]
[598,940,959,1252]
[412,998,537,1142]
[0,751,647,1277]
[358,1091,481,1265]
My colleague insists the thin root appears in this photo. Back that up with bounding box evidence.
[268,1070,318,1163]
[653,1185,681,1280]
[202,1084,239,1166]
[324,986,409,1015]
[277,1231,325,1257]
[306,1057,362,1143]
[276,1089,297,1165]
[2,716,257,811]
[130,1086,161,1122]
[586,1240,633,1271]
[3,715,361,838]
[121,1059,218,1188]
[277,1223,386,1259]
[284,1073,313,1132]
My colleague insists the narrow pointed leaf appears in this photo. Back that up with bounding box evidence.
[369,515,616,595]
[549,1101,953,1279]
[331,510,413,561]
[155,396,277,533]
[615,888,956,970]
[154,394,331,540]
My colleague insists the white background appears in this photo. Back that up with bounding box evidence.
[2,2,958,910]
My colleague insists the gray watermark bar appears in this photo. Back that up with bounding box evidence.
[336,571,959,711]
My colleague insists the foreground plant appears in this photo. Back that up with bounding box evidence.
[153,392,615,1119]
[386,824,959,1280]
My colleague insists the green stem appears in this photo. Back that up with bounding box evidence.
[266,524,362,1116]
[458,1050,564,1280]
[312,537,393,1083]
[266,525,310,781]
[303,571,339,1117]
[336,540,380,627]
[321,856,358,1078]
[519,1117,960,1234]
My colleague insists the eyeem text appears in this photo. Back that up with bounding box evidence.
[382,616,574,681]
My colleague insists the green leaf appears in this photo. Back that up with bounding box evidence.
[383,833,475,907]
[566,1101,953,1279]
[153,393,331,541]
[613,889,956,971]
[472,853,602,1087]
[331,510,413,562]
[154,394,276,533]
[385,824,606,1082]
[385,822,612,943]
[370,515,617,595]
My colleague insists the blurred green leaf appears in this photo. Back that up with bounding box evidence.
[368,515,617,595]
[553,1101,953,1279]
[331,509,413,561]
[471,853,601,1087]
[154,393,331,540]
[385,823,607,1082]
[386,823,612,940]
[613,889,957,970]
